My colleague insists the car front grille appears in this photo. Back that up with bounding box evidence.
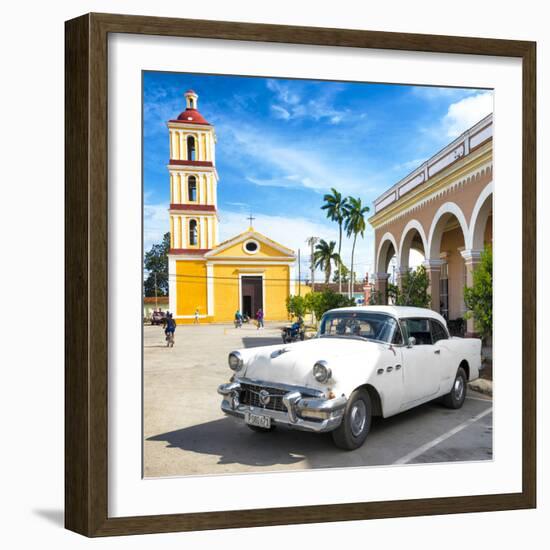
[239,383,289,413]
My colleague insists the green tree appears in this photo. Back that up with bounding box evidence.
[321,188,348,293]
[464,245,492,340]
[332,263,354,283]
[388,282,400,304]
[144,232,170,297]
[304,292,323,321]
[313,239,341,284]
[304,289,355,323]
[395,265,431,307]
[286,295,307,319]
[343,196,370,297]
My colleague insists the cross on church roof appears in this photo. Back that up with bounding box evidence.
[247,214,256,228]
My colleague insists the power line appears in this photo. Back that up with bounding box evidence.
[144,270,369,284]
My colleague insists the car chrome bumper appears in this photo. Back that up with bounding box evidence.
[217,380,347,433]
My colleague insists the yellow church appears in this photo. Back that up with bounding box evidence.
[167,90,296,324]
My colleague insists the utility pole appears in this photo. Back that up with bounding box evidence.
[154,272,158,309]
[297,248,301,296]
[306,237,319,292]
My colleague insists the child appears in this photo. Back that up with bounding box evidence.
[164,313,176,347]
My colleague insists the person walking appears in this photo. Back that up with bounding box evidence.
[194,307,200,324]
[256,307,264,330]
[164,312,176,347]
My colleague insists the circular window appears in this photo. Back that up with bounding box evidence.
[243,239,260,254]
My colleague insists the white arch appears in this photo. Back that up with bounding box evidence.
[468,182,493,250]
[376,232,399,273]
[398,219,428,268]
[427,202,469,260]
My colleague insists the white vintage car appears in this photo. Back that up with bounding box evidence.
[218,306,482,450]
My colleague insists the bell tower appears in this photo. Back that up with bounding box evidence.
[167,90,219,252]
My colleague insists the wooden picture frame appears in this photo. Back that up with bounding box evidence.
[65,12,536,537]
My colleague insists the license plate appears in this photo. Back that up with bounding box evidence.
[244,411,271,429]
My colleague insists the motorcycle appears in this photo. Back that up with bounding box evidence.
[281,321,305,343]
[234,314,250,328]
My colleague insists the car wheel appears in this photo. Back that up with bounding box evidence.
[442,367,467,409]
[247,424,276,433]
[331,388,372,450]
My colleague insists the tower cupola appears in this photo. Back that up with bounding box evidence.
[184,89,198,110]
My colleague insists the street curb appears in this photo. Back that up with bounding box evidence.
[468,379,493,397]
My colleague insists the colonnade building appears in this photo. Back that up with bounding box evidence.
[368,114,493,336]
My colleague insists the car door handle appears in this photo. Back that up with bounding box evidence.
[434,349,441,354]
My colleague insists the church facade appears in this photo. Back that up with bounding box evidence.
[166,90,296,324]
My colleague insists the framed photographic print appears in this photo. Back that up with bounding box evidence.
[65,13,536,536]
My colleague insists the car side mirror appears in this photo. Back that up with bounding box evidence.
[407,336,416,348]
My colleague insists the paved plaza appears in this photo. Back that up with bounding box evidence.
[143,323,493,478]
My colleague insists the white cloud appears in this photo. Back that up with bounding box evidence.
[143,203,169,252]
[266,79,300,105]
[246,174,321,191]
[216,120,382,196]
[392,157,425,173]
[442,91,493,138]
[410,86,479,101]
[270,104,291,120]
[266,79,351,125]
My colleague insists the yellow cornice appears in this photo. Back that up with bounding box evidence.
[369,144,492,228]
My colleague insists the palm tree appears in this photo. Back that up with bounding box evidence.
[343,197,370,297]
[321,188,348,293]
[313,239,340,284]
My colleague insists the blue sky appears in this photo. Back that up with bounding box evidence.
[143,71,492,278]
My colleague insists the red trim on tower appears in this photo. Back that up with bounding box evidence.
[169,248,211,255]
[169,159,213,167]
[170,204,216,212]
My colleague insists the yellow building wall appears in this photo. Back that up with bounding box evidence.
[212,263,291,322]
[295,282,312,296]
[175,260,210,324]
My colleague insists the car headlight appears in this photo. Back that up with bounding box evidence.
[313,360,332,383]
[228,351,244,371]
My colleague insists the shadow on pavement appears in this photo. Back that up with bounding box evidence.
[147,396,493,472]
[144,344,170,348]
[147,416,334,468]
[241,336,282,348]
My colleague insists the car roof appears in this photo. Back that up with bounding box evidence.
[327,305,448,325]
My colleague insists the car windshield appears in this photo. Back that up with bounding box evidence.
[319,311,401,344]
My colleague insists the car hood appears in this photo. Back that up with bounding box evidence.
[237,337,385,390]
